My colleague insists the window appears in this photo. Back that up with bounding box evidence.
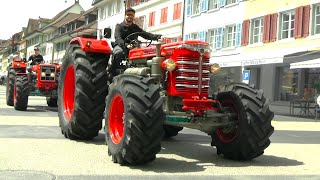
[160,7,168,24]
[280,11,295,39]
[173,2,182,20]
[100,6,106,20]
[191,33,199,40]
[251,18,264,44]
[208,29,217,49]
[148,11,155,27]
[314,4,320,34]
[225,25,236,47]
[226,0,236,5]
[192,0,200,14]
[209,0,219,10]
[116,0,122,13]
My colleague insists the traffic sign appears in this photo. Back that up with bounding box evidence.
[242,70,250,84]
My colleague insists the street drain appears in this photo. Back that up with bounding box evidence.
[0,170,55,180]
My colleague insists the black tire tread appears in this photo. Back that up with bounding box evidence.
[14,76,29,111]
[212,83,274,160]
[105,75,164,165]
[58,44,109,140]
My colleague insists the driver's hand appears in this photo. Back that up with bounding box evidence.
[127,44,134,50]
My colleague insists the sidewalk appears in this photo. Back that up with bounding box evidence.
[270,101,319,121]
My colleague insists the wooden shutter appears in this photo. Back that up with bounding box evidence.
[263,14,271,43]
[303,5,311,37]
[241,19,250,46]
[294,6,303,38]
[174,3,182,20]
[270,13,278,42]
[149,12,155,27]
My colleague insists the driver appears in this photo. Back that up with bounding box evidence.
[110,7,162,78]
[28,47,44,65]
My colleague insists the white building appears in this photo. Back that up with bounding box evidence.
[93,0,184,43]
[184,0,245,66]
[92,0,124,40]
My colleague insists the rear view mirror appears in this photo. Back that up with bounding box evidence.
[104,28,112,39]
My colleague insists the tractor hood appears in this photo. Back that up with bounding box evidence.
[128,40,210,60]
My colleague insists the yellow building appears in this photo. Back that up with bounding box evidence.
[241,0,320,102]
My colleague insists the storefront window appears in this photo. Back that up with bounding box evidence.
[278,67,299,101]
[304,68,320,100]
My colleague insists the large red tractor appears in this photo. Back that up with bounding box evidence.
[58,29,274,165]
[6,57,60,111]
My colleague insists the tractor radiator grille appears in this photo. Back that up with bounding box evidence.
[175,55,210,94]
[40,66,56,81]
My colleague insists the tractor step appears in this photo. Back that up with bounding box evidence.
[165,115,190,123]
[30,91,42,96]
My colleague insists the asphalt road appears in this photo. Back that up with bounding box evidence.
[0,85,320,180]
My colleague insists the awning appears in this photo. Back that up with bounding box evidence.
[290,59,320,69]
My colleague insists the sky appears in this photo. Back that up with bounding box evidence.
[0,0,93,40]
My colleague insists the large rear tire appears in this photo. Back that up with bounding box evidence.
[14,76,29,111]
[211,83,274,160]
[58,44,109,140]
[47,97,58,107]
[105,75,164,165]
[6,69,16,106]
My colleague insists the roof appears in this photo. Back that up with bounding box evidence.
[51,2,79,21]
[52,13,83,28]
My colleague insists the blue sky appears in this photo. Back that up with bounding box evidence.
[0,0,93,39]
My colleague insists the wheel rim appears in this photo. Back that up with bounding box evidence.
[63,65,75,121]
[109,94,125,144]
[216,99,240,143]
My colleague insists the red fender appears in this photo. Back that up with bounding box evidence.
[70,37,112,54]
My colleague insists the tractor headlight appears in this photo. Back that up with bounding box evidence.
[50,73,55,77]
[41,72,46,77]
[163,58,176,71]
[210,63,221,74]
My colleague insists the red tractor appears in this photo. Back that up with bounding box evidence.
[6,58,60,111]
[58,29,274,165]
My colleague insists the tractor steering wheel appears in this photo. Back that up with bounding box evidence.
[124,32,153,48]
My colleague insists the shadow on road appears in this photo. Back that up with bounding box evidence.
[27,105,58,113]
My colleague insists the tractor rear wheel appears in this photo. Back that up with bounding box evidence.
[105,75,164,165]
[163,125,183,138]
[14,76,29,111]
[58,44,109,140]
[211,83,274,160]
[47,97,58,107]
[6,69,16,106]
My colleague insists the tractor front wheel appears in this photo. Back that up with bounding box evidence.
[14,76,29,111]
[105,75,164,165]
[211,83,274,160]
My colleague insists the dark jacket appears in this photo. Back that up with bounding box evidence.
[28,54,44,65]
[114,21,161,49]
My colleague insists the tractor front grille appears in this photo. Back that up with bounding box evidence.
[40,66,56,81]
[175,55,210,94]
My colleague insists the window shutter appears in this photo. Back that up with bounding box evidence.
[303,5,311,37]
[263,14,271,43]
[235,24,242,47]
[177,3,182,19]
[127,0,131,8]
[220,0,226,7]
[270,13,278,42]
[216,27,224,49]
[199,31,207,42]
[184,34,190,40]
[178,36,182,41]
[294,7,303,38]
[187,0,192,16]
[201,0,209,12]
[173,4,177,20]
[241,20,250,46]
